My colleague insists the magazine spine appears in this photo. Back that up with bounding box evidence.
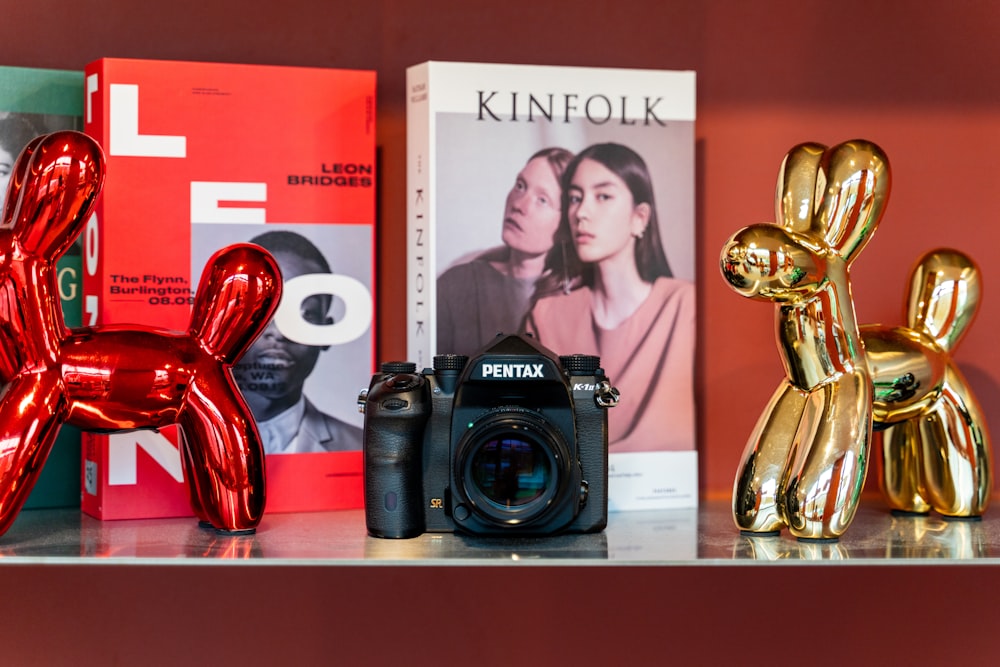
[406,62,433,368]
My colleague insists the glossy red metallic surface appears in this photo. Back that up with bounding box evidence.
[0,131,281,536]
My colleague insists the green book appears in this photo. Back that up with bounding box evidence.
[0,66,84,509]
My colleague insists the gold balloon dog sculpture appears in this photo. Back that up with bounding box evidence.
[720,139,991,540]
[863,250,991,518]
[720,140,886,540]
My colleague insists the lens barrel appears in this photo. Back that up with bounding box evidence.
[454,407,576,529]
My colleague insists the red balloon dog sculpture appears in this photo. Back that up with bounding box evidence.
[0,131,282,536]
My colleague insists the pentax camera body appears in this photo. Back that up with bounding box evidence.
[360,333,619,539]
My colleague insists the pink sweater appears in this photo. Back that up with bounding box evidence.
[525,277,695,452]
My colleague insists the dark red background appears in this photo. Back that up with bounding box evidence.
[3,1,1000,663]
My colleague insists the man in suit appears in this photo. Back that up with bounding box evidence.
[233,230,363,453]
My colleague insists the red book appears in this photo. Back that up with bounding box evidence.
[82,58,376,519]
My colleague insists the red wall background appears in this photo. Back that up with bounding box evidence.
[6,0,1000,498]
[2,1,1000,663]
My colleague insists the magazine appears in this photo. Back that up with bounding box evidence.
[407,61,697,510]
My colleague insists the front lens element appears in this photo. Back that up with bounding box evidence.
[469,435,551,508]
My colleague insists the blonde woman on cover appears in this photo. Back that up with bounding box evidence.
[524,142,694,452]
[0,114,43,211]
[436,147,573,358]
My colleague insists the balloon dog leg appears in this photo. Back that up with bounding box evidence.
[735,370,872,540]
[918,364,992,518]
[177,427,214,527]
[781,369,872,540]
[0,373,65,535]
[177,375,266,534]
[874,419,931,515]
[733,382,807,535]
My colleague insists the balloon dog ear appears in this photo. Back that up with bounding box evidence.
[774,141,826,235]
[8,131,105,261]
[774,140,890,266]
[814,140,890,264]
[905,249,981,354]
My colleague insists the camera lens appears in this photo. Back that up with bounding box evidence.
[469,435,551,507]
[456,408,573,528]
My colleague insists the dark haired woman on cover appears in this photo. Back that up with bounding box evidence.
[436,146,573,358]
[524,142,694,452]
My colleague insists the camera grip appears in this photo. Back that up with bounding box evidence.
[363,377,429,538]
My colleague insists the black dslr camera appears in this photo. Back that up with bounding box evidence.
[359,333,619,539]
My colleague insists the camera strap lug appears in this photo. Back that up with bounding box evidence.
[595,380,620,408]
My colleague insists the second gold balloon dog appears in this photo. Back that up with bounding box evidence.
[864,249,991,519]
[720,140,888,540]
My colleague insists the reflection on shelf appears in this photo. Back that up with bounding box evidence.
[363,531,609,561]
[727,514,991,562]
[605,507,698,561]
[0,499,997,564]
[699,497,1000,562]
[359,506,699,561]
[885,513,991,560]
[733,534,850,561]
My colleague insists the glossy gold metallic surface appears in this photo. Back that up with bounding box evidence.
[864,249,991,518]
[721,139,889,540]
